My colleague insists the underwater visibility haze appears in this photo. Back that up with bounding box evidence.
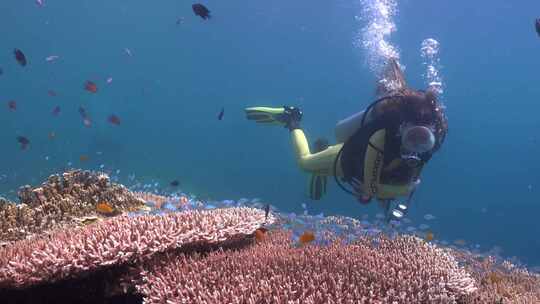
[1,0,540,301]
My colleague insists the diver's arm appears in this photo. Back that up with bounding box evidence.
[291,129,343,176]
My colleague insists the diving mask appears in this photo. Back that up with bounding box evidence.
[400,124,436,153]
[399,124,436,167]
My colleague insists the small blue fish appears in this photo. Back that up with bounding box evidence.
[406,226,416,232]
[150,209,166,216]
[423,214,436,221]
[162,202,177,212]
[237,198,249,205]
[222,199,234,206]
[402,217,412,224]
[419,224,430,230]
[144,200,157,208]
[248,202,260,209]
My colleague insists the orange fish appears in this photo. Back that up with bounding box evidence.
[80,155,89,162]
[425,231,434,242]
[84,81,98,93]
[96,202,115,215]
[299,231,315,245]
[254,228,267,243]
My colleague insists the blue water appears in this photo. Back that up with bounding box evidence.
[1,0,539,268]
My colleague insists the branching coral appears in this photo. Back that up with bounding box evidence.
[451,250,540,304]
[131,231,477,304]
[1,172,539,304]
[0,207,272,289]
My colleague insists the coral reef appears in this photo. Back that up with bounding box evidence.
[0,170,146,244]
[130,230,477,304]
[1,172,539,304]
[0,207,272,289]
[451,250,540,303]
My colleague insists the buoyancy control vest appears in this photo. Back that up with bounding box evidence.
[334,94,442,200]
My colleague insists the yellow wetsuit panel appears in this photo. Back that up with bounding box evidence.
[291,129,414,200]
[362,129,415,199]
[291,129,343,177]
[363,129,386,197]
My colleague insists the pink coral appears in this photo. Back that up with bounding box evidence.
[2,172,538,303]
[134,192,192,209]
[0,207,271,289]
[131,230,477,303]
[451,251,540,303]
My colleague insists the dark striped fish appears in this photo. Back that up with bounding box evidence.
[264,204,270,221]
[217,107,224,120]
[14,49,27,67]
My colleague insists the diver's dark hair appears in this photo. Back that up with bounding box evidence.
[369,88,447,152]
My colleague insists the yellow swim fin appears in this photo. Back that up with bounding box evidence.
[308,174,327,200]
[245,107,287,125]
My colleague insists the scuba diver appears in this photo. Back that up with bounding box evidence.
[245,58,448,220]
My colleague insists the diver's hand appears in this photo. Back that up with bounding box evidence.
[282,106,303,131]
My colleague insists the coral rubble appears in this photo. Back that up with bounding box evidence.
[0,170,146,244]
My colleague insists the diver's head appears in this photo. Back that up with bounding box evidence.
[395,89,446,155]
[375,89,446,167]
